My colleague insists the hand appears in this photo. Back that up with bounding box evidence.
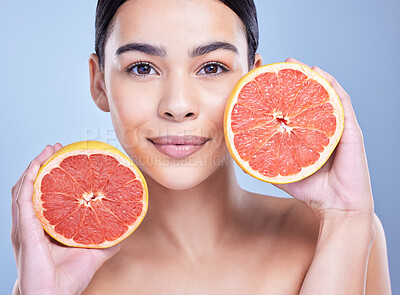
[275,58,374,220]
[11,144,120,295]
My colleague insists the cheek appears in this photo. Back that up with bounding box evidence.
[197,87,234,155]
[199,72,244,128]
[106,76,159,148]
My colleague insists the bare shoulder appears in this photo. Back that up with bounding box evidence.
[240,190,320,247]
[247,192,319,238]
[243,192,391,294]
[233,190,321,287]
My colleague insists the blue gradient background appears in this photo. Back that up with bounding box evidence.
[1,0,399,292]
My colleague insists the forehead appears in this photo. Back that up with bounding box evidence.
[106,0,246,54]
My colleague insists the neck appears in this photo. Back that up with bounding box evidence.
[137,158,243,259]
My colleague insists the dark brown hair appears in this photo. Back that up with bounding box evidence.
[95,0,259,69]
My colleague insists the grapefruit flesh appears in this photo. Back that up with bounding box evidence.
[33,141,148,248]
[224,62,344,183]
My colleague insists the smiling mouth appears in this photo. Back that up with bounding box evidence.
[148,135,210,158]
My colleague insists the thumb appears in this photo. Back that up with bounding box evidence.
[62,244,122,294]
[74,244,122,273]
[97,243,122,262]
[87,244,122,271]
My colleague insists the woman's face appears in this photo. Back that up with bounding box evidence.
[93,0,260,190]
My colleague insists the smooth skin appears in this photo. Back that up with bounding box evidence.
[11,0,391,294]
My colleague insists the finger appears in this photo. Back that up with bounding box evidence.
[11,144,55,257]
[15,145,58,246]
[89,244,122,270]
[11,164,31,221]
[311,66,350,106]
[11,145,56,246]
[12,144,57,197]
[285,57,310,68]
[12,144,55,208]
[11,162,32,252]
[311,66,362,144]
[63,244,122,279]
[54,142,63,152]
[286,59,356,126]
[311,66,353,115]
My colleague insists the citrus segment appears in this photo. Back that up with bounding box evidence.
[59,154,93,192]
[102,199,144,225]
[73,207,104,245]
[291,128,329,153]
[33,141,148,248]
[248,132,282,178]
[277,69,308,116]
[90,201,129,241]
[41,193,80,225]
[237,80,273,114]
[255,72,280,112]
[104,180,144,202]
[224,62,344,183]
[288,102,335,132]
[41,168,83,196]
[231,104,274,133]
[233,124,276,161]
[54,206,85,240]
[287,78,329,116]
[103,164,137,192]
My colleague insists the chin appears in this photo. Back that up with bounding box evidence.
[122,139,230,190]
[145,162,220,191]
[136,153,229,191]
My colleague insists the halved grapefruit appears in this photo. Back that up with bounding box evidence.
[224,62,344,183]
[32,141,148,248]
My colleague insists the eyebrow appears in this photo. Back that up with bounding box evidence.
[115,41,239,58]
[189,41,239,57]
[115,43,167,57]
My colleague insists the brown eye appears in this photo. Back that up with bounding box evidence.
[137,64,151,74]
[127,62,159,76]
[197,62,229,76]
[204,64,218,74]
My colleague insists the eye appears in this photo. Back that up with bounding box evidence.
[126,61,159,77]
[196,62,229,76]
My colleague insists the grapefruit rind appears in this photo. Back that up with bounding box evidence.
[32,141,148,248]
[224,62,344,184]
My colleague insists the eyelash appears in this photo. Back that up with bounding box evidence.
[125,61,159,77]
[125,61,230,77]
[196,62,230,76]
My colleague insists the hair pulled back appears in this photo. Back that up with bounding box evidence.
[95,0,259,69]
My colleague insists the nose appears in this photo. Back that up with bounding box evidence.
[158,74,199,122]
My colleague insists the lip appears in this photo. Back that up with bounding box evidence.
[148,135,210,158]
